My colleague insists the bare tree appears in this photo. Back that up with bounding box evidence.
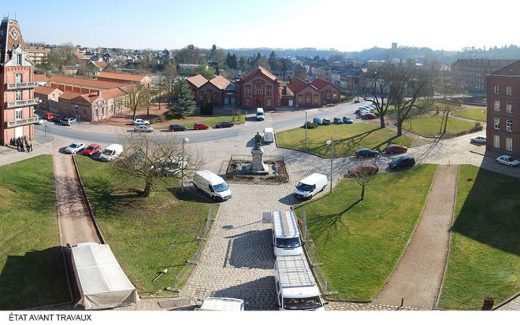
[345,159,379,201]
[113,132,204,197]
[124,83,151,121]
[432,84,462,135]
[361,64,393,128]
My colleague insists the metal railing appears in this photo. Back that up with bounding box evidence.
[4,116,39,128]
[6,98,40,109]
[6,82,39,90]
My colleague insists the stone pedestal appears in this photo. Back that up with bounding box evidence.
[250,146,268,174]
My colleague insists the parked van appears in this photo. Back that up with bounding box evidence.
[198,297,245,311]
[263,128,275,144]
[193,170,232,201]
[293,173,328,200]
[262,210,303,257]
[99,144,123,162]
[256,107,265,121]
[274,255,326,311]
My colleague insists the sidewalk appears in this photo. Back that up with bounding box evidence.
[0,133,54,166]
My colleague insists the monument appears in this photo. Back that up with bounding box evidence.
[250,132,268,174]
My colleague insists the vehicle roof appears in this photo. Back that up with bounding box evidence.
[86,144,100,147]
[276,255,318,289]
[498,155,512,158]
[264,127,274,133]
[195,170,225,184]
[200,297,244,311]
[70,142,84,146]
[105,144,123,150]
[299,173,326,185]
[272,211,299,238]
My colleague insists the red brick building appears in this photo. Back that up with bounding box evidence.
[310,78,340,104]
[236,66,281,110]
[486,61,520,156]
[0,19,38,145]
[288,77,321,107]
[186,74,232,107]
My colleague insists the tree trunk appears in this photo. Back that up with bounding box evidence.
[142,179,153,197]
[442,112,449,134]
[132,106,137,120]
[379,115,385,128]
[360,184,365,201]
[397,120,403,136]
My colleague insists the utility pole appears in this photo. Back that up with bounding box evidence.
[305,111,308,152]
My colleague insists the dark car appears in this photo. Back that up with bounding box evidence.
[169,124,186,132]
[346,164,379,177]
[388,156,415,170]
[312,117,322,125]
[355,148,380,159]
[361,113,377,120]
[343,117,353,124]
[214,121,234,128]
[322,118,331,125]
[333,117,343,124]
[383,145,408,154]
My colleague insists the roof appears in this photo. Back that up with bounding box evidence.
[242,65,277,83]
[288,77,317,94]
[60,91,81,100]
[282,85,294,97]
[488,60,520,77]
[210,75,231,90]
[272,211,299,238]
[34,86,60,96]
[99,87,128,99]
[195,170,225,185]
[310,78,337,91]
[300,173,327,185]
[186,74,208,88]
[97,71,148,82]
[200,297,244,311]
[34,74,49,83]
[49,76,126,90]
[80,93,101,103]
[276,255,316,289]
[90,60,107,69]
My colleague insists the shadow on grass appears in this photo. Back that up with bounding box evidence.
[306,199,362,242]
[85,176,141,217]
[168,186,214,203]
[0,247,70,310]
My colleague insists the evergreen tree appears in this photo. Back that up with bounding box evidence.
[171,82,196,118]
[268,51,279,72]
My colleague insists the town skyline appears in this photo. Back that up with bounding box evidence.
[2,0,519,52]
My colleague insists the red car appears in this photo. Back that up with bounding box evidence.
[83,144,101,156]
[383,145,408,154]
[361,113,377,120]
[194,123,209,130]
[347,164,379,177]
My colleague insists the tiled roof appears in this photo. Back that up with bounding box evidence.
[186,74,208,88]
[97,71,147,82]
[60,91,81,100]
[288,77,317,94]
[99,86,128,99]
[489,60,520,76]
[49,76,126,90]
[91,60,107,69]
[34,86,60,96]
[243,65,277,82]
[80,93,101,103]
[310,78,337,90]
[34,74,49,83]
[210,75,231,90]
[257,66,277,81]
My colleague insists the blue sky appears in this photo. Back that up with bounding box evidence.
[2,0,519,51]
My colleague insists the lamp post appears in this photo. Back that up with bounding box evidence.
[304,111,308,152]
[326,139,334,194]
[181,137,189,192]
[44,121,47,137]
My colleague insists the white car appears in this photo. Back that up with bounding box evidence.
[134,125,154,133]
[152,156,187,176]
[470,136,486,144]
[133,118,150,125]
[496,155,520,167]
[64,142,86,154]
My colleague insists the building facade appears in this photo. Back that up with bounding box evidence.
[486,61,520,156]
[0,18,38,146]
[26,45,50,66]
[235,66,281,110]
[452,59,516,94]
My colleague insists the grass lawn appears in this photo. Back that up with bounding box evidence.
[403,115,480,137]
[295,164,437,300]
[159,114,246,128]
[438,165,520,310]
[453,108,487,122]
[75,155,218,296]
[276,123,413,158]
[0,155,69,309]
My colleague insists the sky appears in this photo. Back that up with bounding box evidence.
[2,0,519,52]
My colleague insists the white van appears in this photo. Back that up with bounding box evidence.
[263,128,274,144]
[256,107,265,121]
[193,170,232,201]
[99,144,123,162]
[198,297,245,311]
[293,173,328,200]
[275,255,326,311]
[262,211,303,257]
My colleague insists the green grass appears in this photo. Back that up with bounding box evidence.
[403,115,480,137]
[453,108,487,122]
[0,155,69,309]
[163,114,246,128]
[439,165,520,310]
[276,123,413,158]
[75,156,218,296]
[295,164,437,300]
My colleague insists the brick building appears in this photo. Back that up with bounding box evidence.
[186,74,233,107]
[0,18,38,146]
[287,77,340,108]
[235,66,281,110]
[452,59,516,94]
[486,60,520,156]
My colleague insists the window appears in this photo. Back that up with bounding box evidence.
[15,91,22,101]
[256,88,262,95]
[494,117,500,130]
[266,86,272,96]
[494,100,500,111]
[506,120,513,132]
[494,85,500,94]
[245,86,251,95]
[15,73,22,83]
[15,109,22,120]
[506,138,513,151]
[506,102,513,113]
[16,54,22,65]
[494,135,500,148]
[506,86,512,95]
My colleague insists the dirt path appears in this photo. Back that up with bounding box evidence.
[374,165,459,309]
[53,140,100,245]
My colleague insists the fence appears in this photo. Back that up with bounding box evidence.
[171,207,213,292]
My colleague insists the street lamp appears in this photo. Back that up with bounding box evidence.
[304,111,308,152]
[181,137,189,192]
[44,121,48,138]
[326,139,334,194]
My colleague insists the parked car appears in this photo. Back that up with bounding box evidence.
[333,117,343,124]
[133,118,150,125]
[470,136,487,144]
[214,121,234,128]
[83,144,101,156]
[354,99,360,103]
[293,173,328,200]
[312,117,322,125]
[388,156,416,170]
[42,112,56,120]
[496,155,520,167]
[361,113,377,120]
[152,156,188,176]
[99,144,123,162]
[169,124,186,132]
[60,117,77,126]
[346,164,379,177]
[64,142,85,154]
[51,114,63,122]
[256,107,265,121]
[355,148,380,159]
[321,118,331,125]
[343,117,353,124]
[134,125,154,133]
[383,145,408,154]
[194,123,209,130]
[35,116,44,125]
